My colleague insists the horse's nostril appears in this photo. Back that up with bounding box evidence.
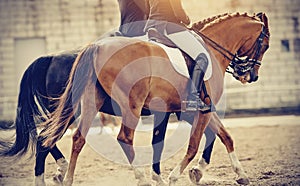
[249,75,258,83]
[253,76,259,82]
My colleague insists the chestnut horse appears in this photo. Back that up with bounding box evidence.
[0,16,222,186]
[41,12,270,185]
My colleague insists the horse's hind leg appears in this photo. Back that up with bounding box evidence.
[64,128,87,186]
[117,117,150,186]
[117,107,151,186]
[210,113,249,185]
[98,112,105,134]
[151,111,170,186]
[51,117,77,183]
[64,85,105,186]
[50,145,68,183]
[34,138,50,186]
[201,126,216,165]
[34,141,70,186]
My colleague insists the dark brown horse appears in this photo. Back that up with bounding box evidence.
[41,12,270,185]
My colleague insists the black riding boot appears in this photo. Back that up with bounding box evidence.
[183,53,210,111]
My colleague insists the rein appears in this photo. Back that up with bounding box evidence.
[190,24,268,79]
[229,25,268,77]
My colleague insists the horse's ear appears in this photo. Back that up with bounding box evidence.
[256,12,263,20]
[256,12,267,25]
[256,12,270,36]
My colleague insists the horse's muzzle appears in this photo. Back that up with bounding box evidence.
[248,69,259,83]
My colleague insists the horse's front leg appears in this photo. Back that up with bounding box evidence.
[211,113,249,185]
[169,111,211,185]
[189,125,216,184]
[176,112,216,184]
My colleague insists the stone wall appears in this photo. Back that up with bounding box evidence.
[0,0,120,120]
[0,0,299,120]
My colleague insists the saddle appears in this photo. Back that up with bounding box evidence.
[147,28,215,113]
[147,28,193,71]
[147,28,177,48]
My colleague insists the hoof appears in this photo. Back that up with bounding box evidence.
[137,179,152,186]
[63,179,73,186]
[35,174,46,186]
[236,177,250,185]
[54,158,68,184]
[189,166,203,184]
[168,177,178,186]
[152,172,168,186]
[156,180,168,186]
[138,183,152,186]
[53,174,64,184]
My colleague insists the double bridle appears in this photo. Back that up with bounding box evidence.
[191,23,269,81]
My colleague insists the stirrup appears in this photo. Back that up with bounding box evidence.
[181,99,213,113]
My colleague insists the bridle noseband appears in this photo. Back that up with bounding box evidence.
[228,25,268,81]
[191,22,269,82]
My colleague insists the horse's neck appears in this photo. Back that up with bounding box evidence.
[201,18,261,72]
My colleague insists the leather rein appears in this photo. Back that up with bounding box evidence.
[190,24,269,79]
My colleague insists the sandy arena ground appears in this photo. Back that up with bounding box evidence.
[0,115,299,186]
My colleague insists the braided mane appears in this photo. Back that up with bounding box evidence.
[192,12,261,31]
[192,13,229,30]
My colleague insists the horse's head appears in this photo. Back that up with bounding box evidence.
[231,12,270,84]
[193,12,270,84]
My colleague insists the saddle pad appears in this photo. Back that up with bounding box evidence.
[134,36,212,81]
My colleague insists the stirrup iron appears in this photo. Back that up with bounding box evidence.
[181,99,211,112]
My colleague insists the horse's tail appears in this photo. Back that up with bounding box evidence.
[0,56,52,157]
[40,44,99,148]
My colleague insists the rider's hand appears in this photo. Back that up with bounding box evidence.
[181,15,191,26]
[181,16,191,27]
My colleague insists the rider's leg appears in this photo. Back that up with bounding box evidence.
[186,53,209,111]
[165,29,211,111]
